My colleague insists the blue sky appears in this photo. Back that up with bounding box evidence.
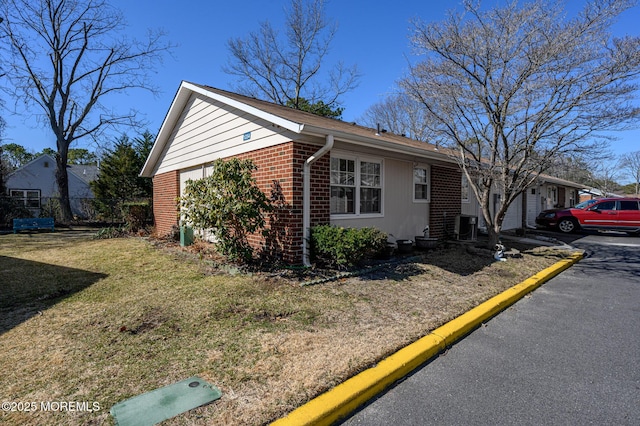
[3,0,639,162]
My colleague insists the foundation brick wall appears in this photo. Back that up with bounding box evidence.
[430,165,462,239]
[152,170,180,237]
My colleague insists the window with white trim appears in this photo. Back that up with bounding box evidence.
[330,156,382,215]
[10,189,41,208]
[413,166,430,202]
[330,157,355,214]
[461,175,470,203]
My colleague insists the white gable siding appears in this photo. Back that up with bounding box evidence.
[156,94,295,175]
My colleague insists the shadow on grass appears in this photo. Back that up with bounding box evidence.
[0,255,107,335]
[356,246,496,282]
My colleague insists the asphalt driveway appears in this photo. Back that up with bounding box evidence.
[342,233,640,425]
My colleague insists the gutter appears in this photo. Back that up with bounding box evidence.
[302,134,334,266]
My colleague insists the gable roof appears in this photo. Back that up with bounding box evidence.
[6,153,57,178]
[7,153,98,184]
[68,164,99,184]
[140,81,447,177]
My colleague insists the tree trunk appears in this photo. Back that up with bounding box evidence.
[487,225,501,250]
[55,151,73,223]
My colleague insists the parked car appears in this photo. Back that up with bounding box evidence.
[536,197,640,234]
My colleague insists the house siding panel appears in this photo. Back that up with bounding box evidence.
[331,157,430,241]
[502,193,523,230]
[156,94,295,175]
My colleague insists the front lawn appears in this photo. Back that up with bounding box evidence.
[0,232,570,425]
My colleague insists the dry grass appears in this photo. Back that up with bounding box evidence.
[0,232,571,425]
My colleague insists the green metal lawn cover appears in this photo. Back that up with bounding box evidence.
[110,376,221,426]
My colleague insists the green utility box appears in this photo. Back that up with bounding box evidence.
[180,226,194,247]
[110,376,221,426]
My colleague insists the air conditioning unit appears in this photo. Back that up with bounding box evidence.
[455,215,478,241]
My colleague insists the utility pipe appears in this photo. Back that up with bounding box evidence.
[302,134,334,266]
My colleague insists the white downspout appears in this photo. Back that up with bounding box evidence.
[303,134,334,266]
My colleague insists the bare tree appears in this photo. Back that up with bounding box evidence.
[588,154,624,196]
[0,117,7,194]
[359,92,434,142]
[224,0,359,115]
[401,0,640,246]
[0,0,172,222]
[620,150,640,195]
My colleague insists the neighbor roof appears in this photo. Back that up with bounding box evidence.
[68,164,99,184]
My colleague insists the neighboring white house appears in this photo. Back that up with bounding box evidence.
[5,154,98,218]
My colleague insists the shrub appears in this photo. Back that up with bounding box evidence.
[94,226,128,239]
[310,225,387,268]
[179,158,271,264]
[0,197,32,227]
[39,197,62,221]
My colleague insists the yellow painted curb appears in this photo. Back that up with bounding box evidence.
[271,251,584,426]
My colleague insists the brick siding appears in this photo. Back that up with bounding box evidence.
[151,141,330,263]
[237,141,330,263]
[152,170,180,237]
[430,165,462,239]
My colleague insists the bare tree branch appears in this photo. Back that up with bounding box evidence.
[223,0,360,115]
[0,0,173,221]
[620,150,640,195]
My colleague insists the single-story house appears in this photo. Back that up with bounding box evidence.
[141,82,467,264]
[5,154,98,218]
[140,81,583,264]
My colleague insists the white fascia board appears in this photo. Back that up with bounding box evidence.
[140,83,191,177]
[302,125,450,163]
[537,175,583,188]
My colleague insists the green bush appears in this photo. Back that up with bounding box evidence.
[94,226,128,239]
[310,225,387,268]
[0,197,32,227]
[121,201,151,231]
[179,158,271,264]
